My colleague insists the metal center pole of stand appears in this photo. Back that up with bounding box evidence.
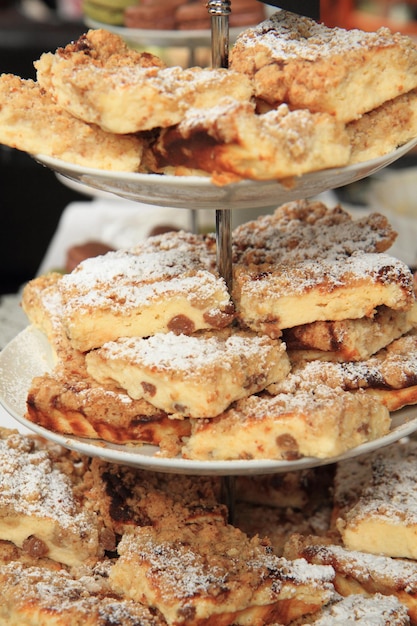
[207,0,233,294]
[208,0,235,521]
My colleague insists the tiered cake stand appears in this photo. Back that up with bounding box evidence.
[1,3,417,482]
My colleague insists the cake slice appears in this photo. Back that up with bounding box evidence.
[283,304,417,362]
[229,10,417,122]
[35,30,253,134]
[270,330,417,412]
[182,387,390,461]
[0,429,104,567]
[332,439,417,559]
[348,88,417,163]
[148,98,350,184]
[110,523,334,625]
[0,74,144,171]
[86,328,290,418]
[289,593,410,625]
[232,201,413,336]
[26,367,190,454]
[0,561,165,626]
[284,533,417,623]
[89,458,225,537]
[58,240,234,352]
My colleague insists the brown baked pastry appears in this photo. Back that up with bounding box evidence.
[182,387,390,461]
[348,88,417,163]
[283,304,417,362]
[229,10,417,122]
[89,459,225,537]
[56,237,234,352]
[232,201,413,336]
[332,439,417,560]
[0,561,166,625]
[65,241,115,273]
[110,523,335,625]
[0,429,104,567]
[0,75,144,171]
[85,328,290,418]
[270,330,417,412]
[284,533,417,624]
[35,31,253,134]
[148,98,350,184]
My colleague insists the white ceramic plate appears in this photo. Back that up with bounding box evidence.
[1,326,417,476]
[84,18,250,48]
[34,139,417,211]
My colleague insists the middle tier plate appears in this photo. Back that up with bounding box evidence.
[34,138,417,210]
[1,326,417,476]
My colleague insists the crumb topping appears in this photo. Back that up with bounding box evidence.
[235,11,412,61]
[0,432,92,533]
[95,331,283,377]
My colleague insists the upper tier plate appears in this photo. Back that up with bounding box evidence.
[34,138,417,210]
[84,17,251,48]
[1,326,417,476]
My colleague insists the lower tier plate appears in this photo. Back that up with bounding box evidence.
[1,326,417,475]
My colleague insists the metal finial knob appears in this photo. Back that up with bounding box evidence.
[206,0,231,17]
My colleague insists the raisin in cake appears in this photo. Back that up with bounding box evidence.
[182,387,390,461]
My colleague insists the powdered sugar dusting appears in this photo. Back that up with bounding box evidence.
[234,11,409,61]
[335,440,417,524]
[0,431,91,532]
[97,331,281,376]
[59,247,230,313]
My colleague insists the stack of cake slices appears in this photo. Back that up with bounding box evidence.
[1,11,417,180]
[21,198,417,461]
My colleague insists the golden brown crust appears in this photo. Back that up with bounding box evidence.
[148,99,350,183]
[283,305,417,362]
[284,534,416,624]
[0,74,144,171]
[110,523,334,625]
[182,388,391,461]
[26,369,190,454]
